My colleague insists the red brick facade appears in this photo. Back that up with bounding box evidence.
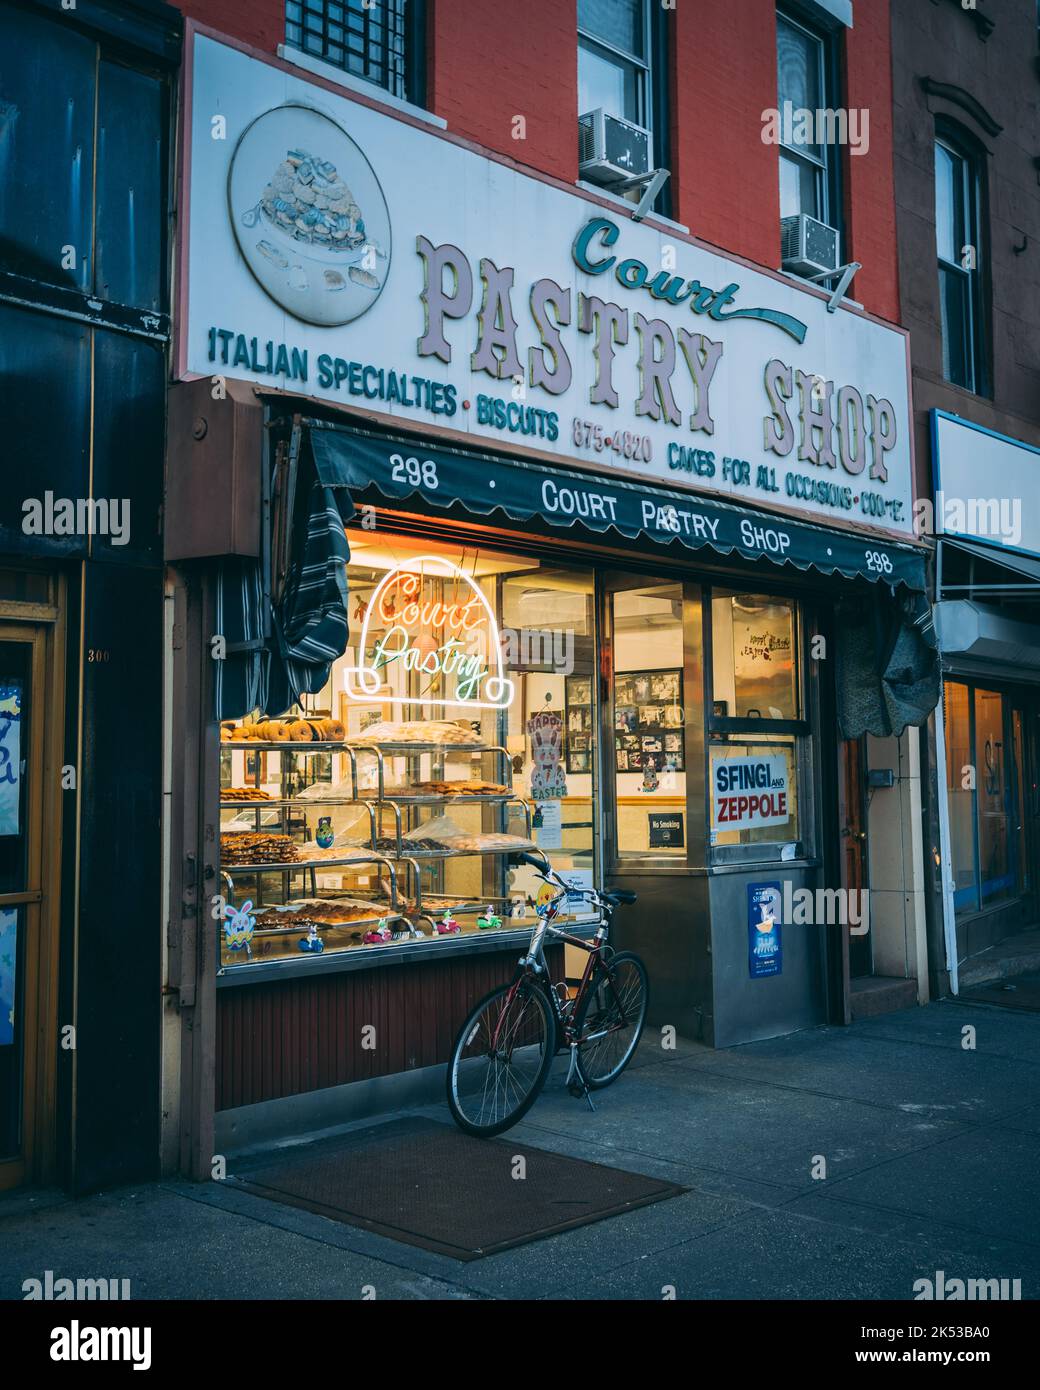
[175,0,901,323]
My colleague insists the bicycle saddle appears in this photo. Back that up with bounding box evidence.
[602,889,637,906]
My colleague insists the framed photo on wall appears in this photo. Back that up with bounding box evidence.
[340,689,393,739]
[613,668,684,772]
[564,674,594,774]
[339,689,392,783]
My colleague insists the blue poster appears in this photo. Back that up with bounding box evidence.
[748,882,782,979]
[0,907,16,1046]
[0,683,21,837]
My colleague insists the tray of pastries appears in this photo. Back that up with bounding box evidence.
[349,720,483,747]
[221,787,273,802]
[300,843,398,862]
[251,899,396,932]
[221,716,346,743]
[382,778,510,799]
[343,835,446,855]
[221,832,299,865]
[430,831,535,852]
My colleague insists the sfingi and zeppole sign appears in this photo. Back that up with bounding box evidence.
[181,30,916,539]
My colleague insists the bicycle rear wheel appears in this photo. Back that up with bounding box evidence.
[446,980,557,1136]
[573,952,648,1089]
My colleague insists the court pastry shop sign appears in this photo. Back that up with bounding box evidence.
[183,32,915,538]
[344,556,514,710]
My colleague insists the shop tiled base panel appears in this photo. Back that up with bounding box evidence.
[216,944,564,1111]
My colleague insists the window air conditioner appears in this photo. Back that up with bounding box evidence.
[780,213,840,278]
[578,108,652,187]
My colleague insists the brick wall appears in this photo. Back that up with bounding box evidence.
[178,0,283,54]
[892,0,1040,501]
[174,0,902,323]
[843,0,900,324]
[670,0,781,272]
[428,0,578,184]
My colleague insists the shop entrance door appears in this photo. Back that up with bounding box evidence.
[0,626,48,1190]
[600,572,700,867]
[1010,694,1039,921]
[840,736,871,977]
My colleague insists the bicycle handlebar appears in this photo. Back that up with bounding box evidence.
[510,850,616,912]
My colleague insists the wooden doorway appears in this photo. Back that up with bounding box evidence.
[839,735,871,978]
[0,612,63,1190]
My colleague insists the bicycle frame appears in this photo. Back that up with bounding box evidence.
[492,885,632,1065]
[447,859,645,1131]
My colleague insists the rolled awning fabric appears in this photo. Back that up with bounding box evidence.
[214,451,353,721]
[836,589,941,738]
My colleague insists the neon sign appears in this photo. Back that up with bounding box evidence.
[344,555,515,710]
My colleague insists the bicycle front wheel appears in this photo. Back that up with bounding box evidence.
[446,980,557,1137]
[574,952,648,1089]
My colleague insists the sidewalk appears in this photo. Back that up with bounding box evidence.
[2,998,1038,1301]
[958,927,1040,991]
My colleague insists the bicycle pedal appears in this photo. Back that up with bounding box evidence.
[567,1082,585,1098]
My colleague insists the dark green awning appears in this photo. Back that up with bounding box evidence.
[307,421,929,594]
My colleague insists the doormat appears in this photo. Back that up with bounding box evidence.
[233,1116,686,1260]
[961,972,1040,1013]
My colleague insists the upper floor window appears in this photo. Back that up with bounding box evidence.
[776,10,840,231]
[577,0,670,217]
[934,129,985,393]
[578,0,651,131]
[0,4,169,316]
[285,0,423,104]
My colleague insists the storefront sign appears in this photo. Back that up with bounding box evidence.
[712,755,790,830]
[533,799,563,850]
[181,31,916,539]
[527,709,567,798]
[748,883,783,979]
[648,812,684,848]
[931,411,1038,557]
[344,555,514,709]
[560,868,594,909]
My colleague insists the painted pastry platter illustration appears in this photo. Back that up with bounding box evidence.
[228,103,391,326]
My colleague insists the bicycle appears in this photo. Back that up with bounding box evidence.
[446,851,649,1137]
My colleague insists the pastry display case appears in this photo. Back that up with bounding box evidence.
[218,717,540,971]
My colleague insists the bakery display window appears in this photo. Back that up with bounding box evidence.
[217,533,601,970]
[708,591,812,860]
[610,581,694,859]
